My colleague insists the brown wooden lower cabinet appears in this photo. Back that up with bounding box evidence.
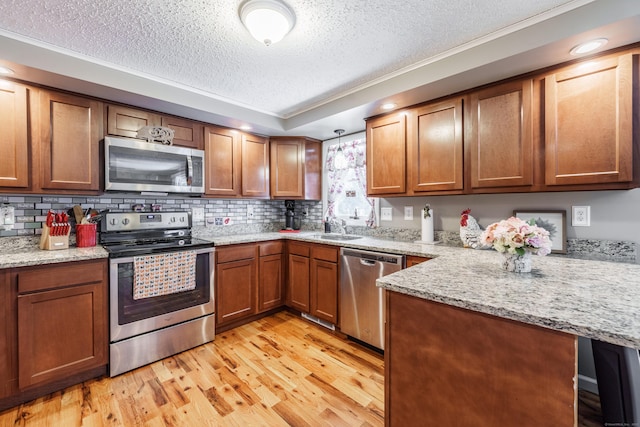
[0,259,108,411]
[385,291,576,427]
[405,255,431,267]
[286,242,339,324]
[216,241,285,328]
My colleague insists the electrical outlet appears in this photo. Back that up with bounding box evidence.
[404,206,413,220]
[303,206,309,216]
[247,205,254,218]
[572,206,590,226]
[381,207,392,221]
[191,206,205,223]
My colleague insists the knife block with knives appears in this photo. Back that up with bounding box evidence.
[39,210,70,250]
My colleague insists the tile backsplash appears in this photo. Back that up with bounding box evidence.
[0,194,324,237]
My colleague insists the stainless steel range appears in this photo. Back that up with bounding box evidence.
[100,211,215,377]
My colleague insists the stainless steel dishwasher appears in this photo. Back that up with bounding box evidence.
[340,248,404,350]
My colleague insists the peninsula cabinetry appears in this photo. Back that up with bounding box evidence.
[544,53,636,187]
[270,137,322,200]
[0,259,108,411]
[286,242,339,324]
[385,291,576,426]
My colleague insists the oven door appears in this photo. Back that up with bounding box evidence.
[109,246,214,342]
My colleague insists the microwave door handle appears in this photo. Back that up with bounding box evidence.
[186,155,193,186]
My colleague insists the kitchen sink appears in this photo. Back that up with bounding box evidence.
[319,234,363,241]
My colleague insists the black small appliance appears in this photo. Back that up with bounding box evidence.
[284,200,300,230]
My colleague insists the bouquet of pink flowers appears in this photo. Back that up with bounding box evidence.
[480,217,552,256]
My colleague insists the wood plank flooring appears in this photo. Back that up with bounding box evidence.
[0,311,604,426]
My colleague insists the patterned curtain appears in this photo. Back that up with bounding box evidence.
[325,139,377,227]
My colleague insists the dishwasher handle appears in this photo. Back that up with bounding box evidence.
[360,258,377,266]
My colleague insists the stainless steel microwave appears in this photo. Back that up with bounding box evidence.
[104,136,205,194]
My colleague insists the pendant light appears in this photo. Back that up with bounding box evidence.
[239,0,296,46]
[333,129,348,170]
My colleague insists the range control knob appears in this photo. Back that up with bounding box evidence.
[109,218,118,226]
[180,216,186,222]
[122,218,130,226]
[170,217,176,223]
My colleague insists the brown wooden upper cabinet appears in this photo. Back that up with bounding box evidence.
[468,79,534,189]
[204,125,241,197]
[39,90,102,192]
[242,133,270,199]
[107,104,204,149]
[0,80,30,189]
[204,126,270,198]
[270,137,322,200]
[544,53,636,186]
[366,113,407,195]
[409,98,464,193]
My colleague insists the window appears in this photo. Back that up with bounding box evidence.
[325,138,377,227]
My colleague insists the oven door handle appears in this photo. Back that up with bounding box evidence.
[186,155,193,186]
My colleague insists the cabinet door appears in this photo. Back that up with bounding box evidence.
[0,269,15,399]
[39,91,102,191]
[270,138,304,198]
[107,105,161,138]
[0,81,30,189]
[304,139,322,200]
[410,98,463,192]
[216,258,257,325]
[406,256,431,267]
[161,115,203,149]
[310,259,338,324]
[204,126,241,197]
[259,253,284,312]
[242,134,270,198]
[17,280,106,389]
[287,254,310,313]
[469,80,533,189]
[545,54,635,186]
[366,113,406,195]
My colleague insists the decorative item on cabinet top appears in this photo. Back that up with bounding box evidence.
[136,126,175,145]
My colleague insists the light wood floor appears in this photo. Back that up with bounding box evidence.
[0,311,603,426]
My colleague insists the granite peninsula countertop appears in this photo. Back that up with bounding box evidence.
[3,231,639,349]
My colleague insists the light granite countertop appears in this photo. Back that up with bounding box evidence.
[206,231,640,349]
[0,237,108,269]
[3,232,639,349]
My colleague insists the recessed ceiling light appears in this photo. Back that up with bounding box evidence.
[382,103,396,110]
[240,125,252,130]
[569,38,608,56]
[0,66,15,75]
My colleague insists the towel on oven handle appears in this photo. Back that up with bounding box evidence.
[133,251,197,300]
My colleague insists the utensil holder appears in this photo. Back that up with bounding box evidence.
[39,224,70,250]
[76,223,97,247]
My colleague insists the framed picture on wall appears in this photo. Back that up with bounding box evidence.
[513,210,567,254]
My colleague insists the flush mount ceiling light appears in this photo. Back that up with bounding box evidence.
[0,66,15,75]
[239,0,295,46]
[569,38,608,55]
[381,102,397,110]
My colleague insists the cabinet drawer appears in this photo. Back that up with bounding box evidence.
[216,244,256,263]
[311,245,338,263]
[259,241,283,257]
[17,260,105,294]
[288,242,310,257]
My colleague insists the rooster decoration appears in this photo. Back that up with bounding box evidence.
[460,209,484,249]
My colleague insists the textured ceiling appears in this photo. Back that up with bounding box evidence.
[0,0,639,139]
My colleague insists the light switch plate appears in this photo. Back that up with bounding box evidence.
[381,207,392,221]
[404,206,413,220]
